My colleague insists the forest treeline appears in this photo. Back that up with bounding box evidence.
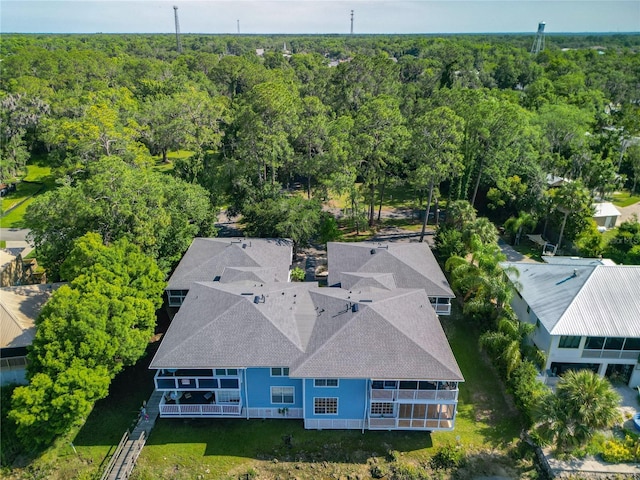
[1,33,639,276]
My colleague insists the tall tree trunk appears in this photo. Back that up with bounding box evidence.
[470,157,485,208]
[434,196,440,227]
[368,183,376,227]
[419,178,435,243]
[162,148,168,163]
[307,176,312,199]
[555,210,569,255]
[377,180,386,223]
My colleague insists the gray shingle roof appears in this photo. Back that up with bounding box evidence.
[327,242,454,298]
[503,263,640,337]
[150,282,463,381]
[167,238,293,290]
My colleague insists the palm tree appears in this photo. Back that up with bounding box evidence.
[504,211,537,245]
[534,370,621,452]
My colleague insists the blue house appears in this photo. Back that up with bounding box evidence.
[150,239,463,431]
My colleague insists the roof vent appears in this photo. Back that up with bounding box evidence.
[370,249,376,255]
[352,304,359,313]
[242,244,247,249]
[573,269,578,277]
[253,295,265,304]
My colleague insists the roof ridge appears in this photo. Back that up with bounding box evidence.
[369,291,463,379]
[550,266,599,334]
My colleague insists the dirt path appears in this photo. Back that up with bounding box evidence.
[617,200,640,224]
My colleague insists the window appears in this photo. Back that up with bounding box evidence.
[220,378,239,389]
[604,337,624,350]
[215,369,238,376]
[271,386,294,404]
[624,338,640,351]
[167,289,189,307]
[314,397,338,414]
[399,381,418,390]
[271,367,289,377]
[370,402,394,416]
[314,379,338,387]
[559,336,581,349]
[585,337,605,349]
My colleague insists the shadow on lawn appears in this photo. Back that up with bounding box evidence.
[144,417,433,464]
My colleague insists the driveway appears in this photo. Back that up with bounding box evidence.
[498,239,539,263]
[617,201,640,224]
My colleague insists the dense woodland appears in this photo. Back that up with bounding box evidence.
[2,33,640,276]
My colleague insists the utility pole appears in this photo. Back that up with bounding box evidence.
[174,6,183,53]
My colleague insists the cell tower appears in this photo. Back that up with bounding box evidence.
[531,21,546,54]
[173,6,183,54]
[237,19,240,34]
[350,10,354,34]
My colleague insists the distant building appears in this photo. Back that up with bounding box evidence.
[1,283,63,385]
[503,261,640,387]
[593,202,621,229]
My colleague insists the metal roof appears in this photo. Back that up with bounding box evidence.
[593,202,621,218]
[327,242,455,298]
[166,238,293,290]
[150,282,463,381]
[503,263,640,337]
[542,256,616,266]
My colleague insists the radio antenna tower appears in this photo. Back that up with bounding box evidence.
[173,6,183,53]
[350,10,354,34]
[237,19,240,34]
[531,21,546,54]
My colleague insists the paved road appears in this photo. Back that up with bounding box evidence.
[0,228,30,242]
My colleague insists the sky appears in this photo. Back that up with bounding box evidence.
[1,0,639,34]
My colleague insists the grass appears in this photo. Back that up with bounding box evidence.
[502,237,544,263]
[1,304,526,480]
[0,160,56,228]
[612,191,640,208]
[129,303,523,480]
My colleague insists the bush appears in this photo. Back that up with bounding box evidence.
[429,443,464,470]
[602,435,640,463]
[290,267,305,282]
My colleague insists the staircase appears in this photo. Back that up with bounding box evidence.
[100,390,163,480]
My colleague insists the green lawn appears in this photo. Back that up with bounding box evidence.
[130,304,523,480]
[1,161,56,228]
[1,303,526,480]
[502,237,544,263]
[612,191,640,208]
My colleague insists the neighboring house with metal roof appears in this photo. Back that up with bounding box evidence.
[0,283,63,385]
[150,281,463,431]
[593,202,621,229]
[165,237,293,307]
[327,242,455,315]
[503,261,640,387]
[150,239,462,431]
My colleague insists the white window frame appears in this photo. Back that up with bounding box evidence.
[270,367,290,377]
[167,289,189,307]
[314,397,338,415]
[271,386,295,404]
[314,379,339,387]
[370,402,395,417]
[215,368,238,376]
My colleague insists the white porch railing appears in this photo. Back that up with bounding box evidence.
[369,417,453,430]
[582,350,640,360]
[305,419,364,430]
[159,403,242,417]
[371,389,458,401]
[246,408,303,419]
[434,304,452,315]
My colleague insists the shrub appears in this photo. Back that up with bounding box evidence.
[290,267,305,282]
[429,443,464,470]
[602,435,640,463]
